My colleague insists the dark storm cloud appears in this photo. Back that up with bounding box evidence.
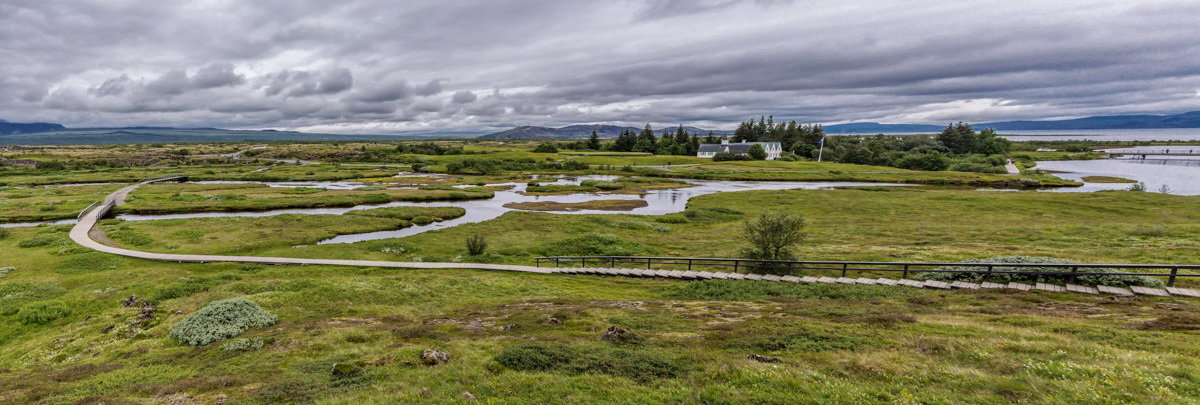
[1,0,1199,132]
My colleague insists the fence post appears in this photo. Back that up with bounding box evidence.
[733,260,739,273]
[841,263,848,278]
[902,265,909,279]
[687,259,693,271]
[647,258,652,269]
[986,265,993,282]
[1069,266,1078,284]
[1169,268,1178,287]
[555,258,560,268]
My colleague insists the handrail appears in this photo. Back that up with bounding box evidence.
[77,201,102,220]
[535,256,1200,286]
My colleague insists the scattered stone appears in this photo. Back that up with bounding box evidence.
[418,387,433,398]
[420,350,451,365]
[600,326,639,344]
[100,325,114,334]
[746,354,782,363]
[122,295,139,307]
[501,323,517,331]
[544,316,562,325]
[462,391,477,401]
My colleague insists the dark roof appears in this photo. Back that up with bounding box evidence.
[698,144,752,153]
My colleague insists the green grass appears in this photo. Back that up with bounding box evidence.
[4,144,1200,403]
[118,183,490,215]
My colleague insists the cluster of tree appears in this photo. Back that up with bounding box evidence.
[394,143,466,155]
[607,125,708,156]
[813,123,1012,173]
[443,158,588,175]
[732,116,824,152]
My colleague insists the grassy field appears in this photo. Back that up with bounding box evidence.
[2,220,1200,403]
[4,141,1200,403]
[118,183,491,215]
[146,187,1194,271]
[0,184,125,222]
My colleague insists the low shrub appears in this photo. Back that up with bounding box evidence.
[466,234,487,256]
[0,228,9,239]
[493,343,682,382]
[17,235,57,248]
[151,274,240,302]
[654,214,689,224]
[169,297,278,346]
[220,337,266,352]
[668,280,912,301]
[537,233,656,257]
[913,256,1164,287]
[683,207,743,222]
[17,301,71,325]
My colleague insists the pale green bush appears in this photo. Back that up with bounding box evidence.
[169,298,278,346]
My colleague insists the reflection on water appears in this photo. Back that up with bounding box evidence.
[1037,159,1200,195]
[112,175,905,244]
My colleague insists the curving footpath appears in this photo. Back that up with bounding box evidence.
[69,179,554,274]
[66,178,1200,298]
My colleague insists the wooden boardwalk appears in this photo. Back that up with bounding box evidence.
[68,178,1200,299]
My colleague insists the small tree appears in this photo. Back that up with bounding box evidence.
[740,212,807,268]
[747,144,767,160]
[466,234,488,256]
[587,131,602,150]
[533,143,559,153]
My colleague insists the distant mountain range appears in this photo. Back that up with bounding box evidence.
[825,111,1200,133]
[3,110,1200,144]
[483,111,1200,138]
[479,124,724,139]
[0,120,67,135]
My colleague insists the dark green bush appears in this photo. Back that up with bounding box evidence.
[17,235,57,248]
[669,280,912,301]
[494,343,682,382]
[913,256,1165,287]
[17,301,70,325]
[537,233,656,257]
[169,297,278,346]
[466,234,487,256]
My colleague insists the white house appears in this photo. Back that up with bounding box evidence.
[696,139,782,160]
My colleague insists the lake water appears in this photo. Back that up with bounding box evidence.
[1036,158,1200,195]
[842,128,1200,142]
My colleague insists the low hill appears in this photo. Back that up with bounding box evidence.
[480,124,723,139]
[980,111,1200,130]
[0,120,67,135]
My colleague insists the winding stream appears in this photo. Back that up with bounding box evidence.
[108,175,906,244]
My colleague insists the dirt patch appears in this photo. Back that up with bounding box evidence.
[504,199,649,212]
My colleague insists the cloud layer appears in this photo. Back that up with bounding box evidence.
[2,0,1199,133]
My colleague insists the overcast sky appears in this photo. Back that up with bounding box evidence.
[2,0,1199,133]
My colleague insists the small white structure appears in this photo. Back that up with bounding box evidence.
[696,139,782,160]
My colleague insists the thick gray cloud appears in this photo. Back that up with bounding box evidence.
[1,0,1199,133]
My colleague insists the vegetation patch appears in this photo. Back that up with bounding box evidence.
[16,301,71,325]
[914,256,1165,287]
[504,199,649,212]
[1137,313,1200,331]
[669,280,913,301]
[1081,176,1137,183]
[344,206,465,221]
[493,343,683,382]
[169,297,278,346]
[53,252,123,274]
[536,233,657,256]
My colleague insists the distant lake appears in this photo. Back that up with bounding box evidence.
[838,128,1200,142]
[1037,158,1200,195]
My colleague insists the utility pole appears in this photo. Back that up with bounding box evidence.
[816,136,825,162]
